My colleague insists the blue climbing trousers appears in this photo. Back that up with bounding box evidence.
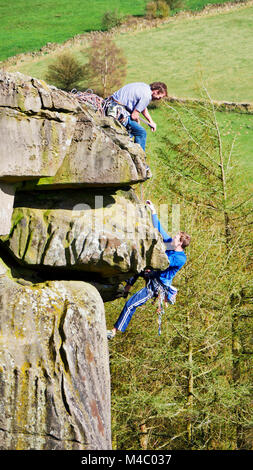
[104,98,147,151]
[114,278,177,333]
[114,285,153,333]
[127,117,147,151]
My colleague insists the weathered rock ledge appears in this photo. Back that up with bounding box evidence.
[1,188,167,285]
[0,71,147,187]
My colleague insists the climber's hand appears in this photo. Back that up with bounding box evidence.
[131,109,140,124]
[123,284,131,298]
[146,200,156,214]
[149,120,157,132]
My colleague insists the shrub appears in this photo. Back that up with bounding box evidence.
[146,1,170,19]
[146,1,157,19]
[157,0,170,18]
[45,52,84,91]
[101,9,125,31]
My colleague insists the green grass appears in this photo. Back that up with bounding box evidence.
[0,0,146,61]
[0,0,241,62]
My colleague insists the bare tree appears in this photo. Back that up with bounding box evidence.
[84,35,127,97]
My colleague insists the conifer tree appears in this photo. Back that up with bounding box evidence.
[158,91,252,448]
[107,90,252,450]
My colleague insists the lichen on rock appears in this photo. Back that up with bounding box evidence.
[0,273,111,450]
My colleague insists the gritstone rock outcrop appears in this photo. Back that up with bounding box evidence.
[0,71,169,450]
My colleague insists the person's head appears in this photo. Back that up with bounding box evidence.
[179,231,191,249]
[171,231,191,251]
[150,82,168,100]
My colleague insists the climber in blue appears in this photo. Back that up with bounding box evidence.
[107,200,191,339]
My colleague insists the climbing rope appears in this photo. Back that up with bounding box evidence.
[70,88,106,115]
[140,183,144,202]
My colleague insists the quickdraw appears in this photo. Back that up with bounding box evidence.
[149,279,177,336]
[150,283,167,336]
[155,292,166,336]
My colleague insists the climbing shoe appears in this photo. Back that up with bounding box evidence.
[146,166,152,179]
[107,329,116,340]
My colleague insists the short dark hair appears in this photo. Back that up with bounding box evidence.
[180,232,191,249]
[150,82,168,96]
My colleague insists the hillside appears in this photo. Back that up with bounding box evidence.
[6,3,252,186]
[0,0,239,61]
[116,5,253,102]
[6,4,253,103]
[1,1,252,453]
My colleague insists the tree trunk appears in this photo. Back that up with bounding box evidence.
[187,311,193,447]
[140,423,148,450]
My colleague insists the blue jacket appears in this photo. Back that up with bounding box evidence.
[152,214,186,287]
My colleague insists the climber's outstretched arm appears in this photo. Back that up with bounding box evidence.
[146,200,172,243]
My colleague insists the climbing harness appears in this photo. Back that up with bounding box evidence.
[104,98,153,129]
[148,277,177,336]
[103,96,130,126]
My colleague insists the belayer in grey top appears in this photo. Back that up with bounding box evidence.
[112,82,152,113]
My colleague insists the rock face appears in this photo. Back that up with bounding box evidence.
[0,273,110,450]
[3,189,167,283]
[0,72,169,450]
[0,183,15,236]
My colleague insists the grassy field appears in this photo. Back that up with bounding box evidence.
[0,0,146,61]
[9,5,253,104]
[0,0,240,62]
